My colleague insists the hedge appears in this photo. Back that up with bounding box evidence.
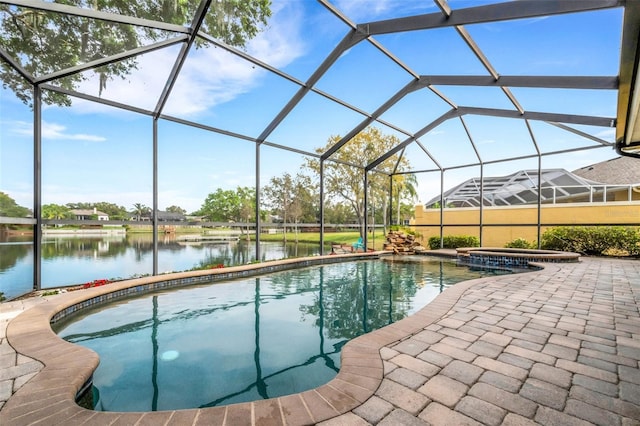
[504,238,536,249]
[428,235,479,250]
[540,226,640,256]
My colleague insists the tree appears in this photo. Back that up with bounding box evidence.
[197,186,256,230]
[397,201,416,225]
[389,173,418,227]
[0,0,272,106]
[94,202,129,220]
[323,201,357,225]
[166,205,186,215]
[42,204,73,220]
[131,203,150,221]
[66,201,128,220]
[0,192,31,218]
[263,173,317,242]
[306,127,413,238]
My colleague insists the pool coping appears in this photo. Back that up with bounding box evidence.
[0,252,545,425]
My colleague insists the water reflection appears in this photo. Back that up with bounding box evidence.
[0,234,322,300]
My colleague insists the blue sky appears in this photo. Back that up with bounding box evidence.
[0,0,623,214]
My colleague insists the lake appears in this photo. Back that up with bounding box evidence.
[0,234,322,300]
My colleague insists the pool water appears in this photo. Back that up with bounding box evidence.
[54,257,515,412]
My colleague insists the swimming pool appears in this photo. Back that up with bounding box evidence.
[54,257,515,412]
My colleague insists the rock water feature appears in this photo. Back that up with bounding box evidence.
[384,231,427,255]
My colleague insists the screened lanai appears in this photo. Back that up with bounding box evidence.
[1,0,640,298]
[423,169,611,208]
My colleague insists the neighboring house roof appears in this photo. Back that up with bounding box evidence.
[425,156,640,208]
[70,209,108,217]
[140,211,186,221]
[572,156,640,184]
[158,211,186,221]
[424,169,603,208]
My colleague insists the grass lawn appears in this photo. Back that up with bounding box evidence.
[254,231,387,250]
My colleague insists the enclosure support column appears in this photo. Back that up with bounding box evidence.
[537,155,542,248]
[525,120,543,249]
[255,144,261,259]
[33,85,42,291]
[363,171,369,251]
[461,116,483,247]
[479,163,484,246]
[439,169,444,249]
[152,119,159,275]
[388,175,393,228]
[319,159,325,255]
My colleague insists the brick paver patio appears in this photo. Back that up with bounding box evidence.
[1,255,639,425]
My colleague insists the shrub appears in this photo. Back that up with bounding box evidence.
[504,238,536,249]
[428,235,479,250]
[541,226,640,256]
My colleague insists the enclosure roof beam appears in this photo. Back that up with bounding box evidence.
[525,119,542,157]
[159,116,358,166]
[40,83,154,116]
[424,75,618,90]
[460,116,483,164]
[320,0,421,83]
[437,0,526,116]
[256,29,368,144]
[415,139,443,171]
[366,109,459,171]
[367,106,614,172]
[153,0,211,117]
[458,106,616,128]
[358,0,623,35]
[3,0,190,34]
[403,142,609,176]
[321,78,427,161]
[546,122,614,146]
[198,33,305,88]
[35,36,188,85]
[0,46,34,84]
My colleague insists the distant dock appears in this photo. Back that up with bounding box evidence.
[176,235,240,242]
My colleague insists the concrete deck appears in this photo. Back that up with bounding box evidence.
[1,256,639,425]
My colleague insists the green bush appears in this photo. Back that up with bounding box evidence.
[504,238,536,249]
[428,235,479,250]
[541,226,640,256]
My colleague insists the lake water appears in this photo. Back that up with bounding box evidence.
[0,234,322,300]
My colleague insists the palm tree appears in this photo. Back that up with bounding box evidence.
[132,203,150,221]
[393,173,418,225]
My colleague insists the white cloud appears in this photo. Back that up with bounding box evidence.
[9,120,106,142]
[71,0,305,118]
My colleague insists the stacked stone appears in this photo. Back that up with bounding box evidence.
[384,230,426,254]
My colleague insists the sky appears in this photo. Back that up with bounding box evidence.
[0,0,623,214]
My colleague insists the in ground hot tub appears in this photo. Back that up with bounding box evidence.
[456,247,580,268]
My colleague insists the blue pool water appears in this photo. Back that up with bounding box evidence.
[54,257,515,412]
